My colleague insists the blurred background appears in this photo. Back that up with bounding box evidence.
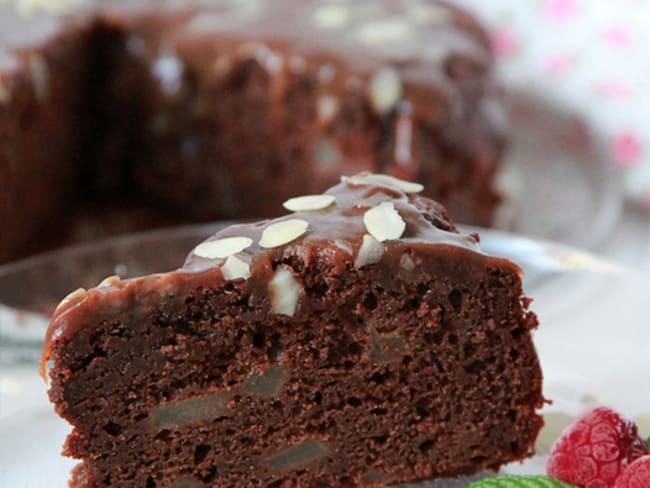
[455,0,650,271]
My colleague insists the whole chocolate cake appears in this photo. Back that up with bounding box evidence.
[43,174,544,487]
[1,0,506,262]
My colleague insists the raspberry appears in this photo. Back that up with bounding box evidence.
[547,407,649,487]
[615,455,650,488]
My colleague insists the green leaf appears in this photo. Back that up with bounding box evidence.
[646,435,650,451]
[466,474,578,488]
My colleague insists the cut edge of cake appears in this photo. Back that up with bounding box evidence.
[41,172,544,487]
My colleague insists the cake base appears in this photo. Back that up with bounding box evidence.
[50,255,542,487]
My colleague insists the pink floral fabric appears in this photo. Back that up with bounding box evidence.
[456,0,650,210]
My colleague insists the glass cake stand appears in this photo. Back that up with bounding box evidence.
[489,86,624,250]
[1,224,649,486]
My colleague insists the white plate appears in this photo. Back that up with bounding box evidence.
[1,226,649,487]
[493,89,623,249]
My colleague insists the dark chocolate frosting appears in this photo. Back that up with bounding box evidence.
[41,173,522,379]
[183,174,481,272]
[1,0,495,124]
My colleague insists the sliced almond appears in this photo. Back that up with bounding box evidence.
[268,266,302,316]
[55,288,86,314]
[369,67,402,114]
[283,194,335,212]
[363,202,406,242]
[152,54,184,96]
[222,255,251,281]
[317,95,340,125]
[358,19,411,46]
[259,219,308,248]
[98,275,120,288]
[312,4,350,29]
[342,172,423,194]
[194,236,253,259]
[355,234,385,268]
[333,239,354,256]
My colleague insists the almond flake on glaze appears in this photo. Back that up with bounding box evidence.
[363,202,406,242]
[259,220,308,248]
[55,288,86,314]
[312,4,350,29]
[317,95,340,125]
[355,234,385,268]
[98,275,120,288]
[283,195,335,212]
[342,172,423,194]
[369,67,402,114]
[222,255,251,281]
[194,237,253,259]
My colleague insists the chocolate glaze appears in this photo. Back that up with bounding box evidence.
[41,176,543,487]
[42,176,519,378]
[183,178,483,271]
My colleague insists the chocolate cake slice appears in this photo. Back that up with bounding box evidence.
[42,174,544,487]
[1,0,505,262]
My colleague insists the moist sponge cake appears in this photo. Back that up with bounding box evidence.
[1,0,506,261]
[42,174,543,487]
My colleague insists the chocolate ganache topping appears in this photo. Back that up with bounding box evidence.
[41,173,523,380]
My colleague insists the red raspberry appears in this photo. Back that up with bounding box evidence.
[615,455,650,488]
[547,407,648,487]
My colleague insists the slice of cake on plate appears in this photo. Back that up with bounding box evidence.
[42,173,544,487]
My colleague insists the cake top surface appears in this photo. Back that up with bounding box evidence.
[41,173,525,381]
[0,0,490,88]
[182,172,481,274]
